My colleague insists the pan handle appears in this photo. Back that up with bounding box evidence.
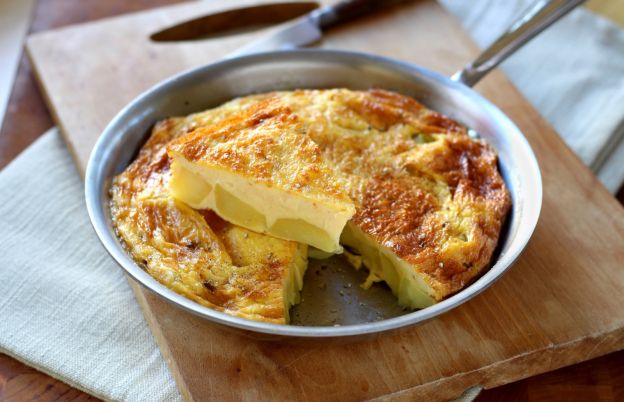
[451,0,586,87]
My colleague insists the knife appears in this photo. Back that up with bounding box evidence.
[226,0,411,58]
[150,2,318,42]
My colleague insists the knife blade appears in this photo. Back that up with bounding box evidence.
[150,2,318,42]
[226,0,411,58]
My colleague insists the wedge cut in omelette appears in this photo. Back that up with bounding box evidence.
[167,99,356,254]
[110,119,307,324]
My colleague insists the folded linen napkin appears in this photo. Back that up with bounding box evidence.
[441,0,624,193]
[0,130,181,402]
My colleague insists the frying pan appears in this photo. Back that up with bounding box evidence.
[85,0,582,338]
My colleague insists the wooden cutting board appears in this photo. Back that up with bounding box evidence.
[26,1,624,400]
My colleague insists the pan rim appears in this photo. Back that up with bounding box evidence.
[85,49,542,338]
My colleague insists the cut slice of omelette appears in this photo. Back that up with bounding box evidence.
[167,99,355,254]
[110,118,307,324]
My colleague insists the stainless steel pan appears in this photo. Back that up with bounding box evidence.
[85,0,582,338]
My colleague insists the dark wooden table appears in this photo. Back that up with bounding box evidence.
[1,1,622,400]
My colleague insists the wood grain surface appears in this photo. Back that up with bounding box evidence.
[1,0,623,401]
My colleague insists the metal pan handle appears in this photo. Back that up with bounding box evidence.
[451,0,586,87]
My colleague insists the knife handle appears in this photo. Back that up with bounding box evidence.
[314,0,407,30]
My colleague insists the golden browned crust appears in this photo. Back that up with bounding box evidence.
[326,89,510,298]
[168,99,352,204]
[110,117,306,324]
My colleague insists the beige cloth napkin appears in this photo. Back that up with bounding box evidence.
[0,129,181,402]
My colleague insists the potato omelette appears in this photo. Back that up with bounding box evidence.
[110,89,511,323]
